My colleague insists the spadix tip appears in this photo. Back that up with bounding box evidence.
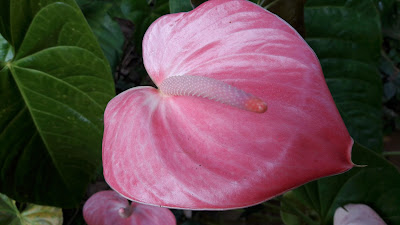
[245,98,267,113]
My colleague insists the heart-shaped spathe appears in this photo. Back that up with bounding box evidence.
[103,0,353,210]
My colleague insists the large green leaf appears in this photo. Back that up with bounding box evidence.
[0,193,63,225]
[281,143,400,225]
[304,0,383,152]
[0,0,115,207]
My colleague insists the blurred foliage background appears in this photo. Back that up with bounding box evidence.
[1,0,400,224]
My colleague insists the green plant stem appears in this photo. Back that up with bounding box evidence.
[383,151,400,156]
[281,198,319,225]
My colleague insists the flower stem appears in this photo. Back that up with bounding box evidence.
[118,204,134,218]
[383,151,400,156]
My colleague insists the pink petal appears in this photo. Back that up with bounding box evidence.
[103,0,353,209]
[334,204,386,225]
[83,190,176,225]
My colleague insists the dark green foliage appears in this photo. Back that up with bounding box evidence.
[376,0,400,134]
[0,0,115,207]
[170,0,193,13]
[305,0,383,152]
[79,1,125,73]
[191,0,207,8]
[109,0,170,53]
[280,1,399,224]
[281,142,400,225]
[254,0,307,37]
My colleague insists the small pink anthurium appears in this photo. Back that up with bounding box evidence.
[334,204,387,225]
[103,0,354,210]
[83,190,176,225]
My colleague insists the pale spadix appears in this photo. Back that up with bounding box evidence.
[103,0,353,210]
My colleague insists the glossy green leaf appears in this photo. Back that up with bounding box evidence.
[305,0,383,152]
[0,193,63,225]
[0,0,115,207]
[80,2,124,73]
[281,142,400,225]
[170,0,193,13]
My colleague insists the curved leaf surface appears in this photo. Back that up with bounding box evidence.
[304,0,383,151]
[0,0,115,207]
[281,143,400,225]
[0,193,63,225]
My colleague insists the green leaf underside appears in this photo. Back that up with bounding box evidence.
[0,193,63,225]
[0,0,114,207]
[305,0,383,152]
[281,142,400,225]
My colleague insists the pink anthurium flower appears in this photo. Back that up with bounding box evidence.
[334,204,387,225]
[103,0,353,210]
[83,190,176,225]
